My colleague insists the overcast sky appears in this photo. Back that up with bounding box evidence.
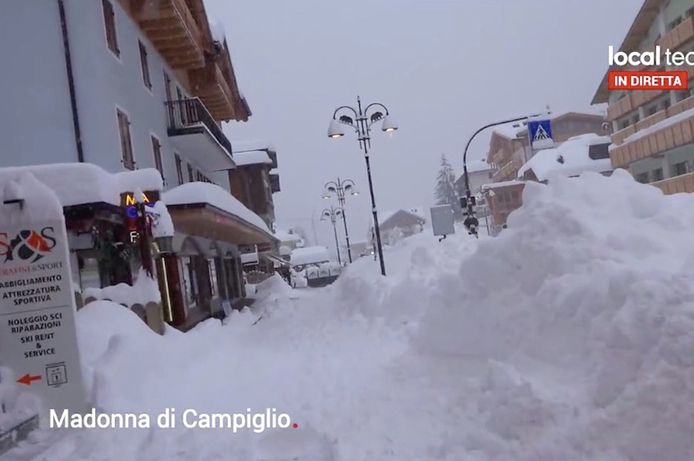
[204,0,642,251]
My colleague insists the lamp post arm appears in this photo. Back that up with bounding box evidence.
[332,105,359,120]
[462,113,545,196]
[363,102,390,116]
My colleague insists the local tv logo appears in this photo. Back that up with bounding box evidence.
[607,45,690,91]
[0,227,57,263]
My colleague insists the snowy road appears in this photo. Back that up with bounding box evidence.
[6,172,694,460]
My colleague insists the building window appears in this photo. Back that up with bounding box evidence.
[635,172,649,184]
[116,109,134,169]
[672,161,689,176]
[102,0,119,56]
[151,135,163,180]
[652,168,664,182]
[180,257,198,309]
[588,143,611,160]
[175,154,184,185]
[208,259,218,298]
[138,41,152,89]
[187,163,194,182]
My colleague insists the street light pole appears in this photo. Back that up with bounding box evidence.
[321,206,344,265]
[328,96,397,276]
[322,177,358,263]
[461,112,547,237]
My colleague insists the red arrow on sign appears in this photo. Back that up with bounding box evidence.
[16,374,42,386]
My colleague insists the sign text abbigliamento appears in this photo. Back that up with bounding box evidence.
[0,176,86,416]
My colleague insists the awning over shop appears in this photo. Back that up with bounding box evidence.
[167,205,276,246]
[171,233,239,258]
[163,183,278,247]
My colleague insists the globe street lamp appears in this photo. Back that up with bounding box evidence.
[322,177,358,263]
[328,96,397,276]
[320,206,344,265]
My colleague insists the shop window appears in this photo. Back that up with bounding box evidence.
[208,259,218,298]
[79,257,102,290]
[652,168,664,182]
[102,0,119,56]
[181,257,198,309]
[672,161,689,176]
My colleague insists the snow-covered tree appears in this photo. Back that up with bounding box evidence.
[434,155,460,219]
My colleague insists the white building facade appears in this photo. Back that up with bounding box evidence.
[0,0,248,191]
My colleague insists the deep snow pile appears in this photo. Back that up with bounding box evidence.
[413,170,694,460]
[7,170,694,460]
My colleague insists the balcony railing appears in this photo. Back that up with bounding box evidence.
[166,98,232,154]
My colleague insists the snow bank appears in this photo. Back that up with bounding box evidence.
[415,170,694,460]
[82,269,161,306]
[20,170,694,460]
[290,246,330,266]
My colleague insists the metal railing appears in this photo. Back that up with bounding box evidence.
[165,98,232,154]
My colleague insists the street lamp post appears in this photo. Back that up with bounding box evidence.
[461,112,547,238]
[322,177,358,263]
[328,96,397,276]
[321,206,344,265]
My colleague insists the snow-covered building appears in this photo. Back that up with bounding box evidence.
[454,159,494,197]
[592,0,694,194]
[482,134,613,232]
[0,1,279,331]
[374,209,426,246]
[229,141,281,231]
[0,163,163,292]
[487,111,609,182]
[274,229,305,259]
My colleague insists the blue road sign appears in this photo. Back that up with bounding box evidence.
[527,119,554,149]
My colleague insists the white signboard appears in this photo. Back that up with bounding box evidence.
[0,174,86,416]
[430,205,455,237]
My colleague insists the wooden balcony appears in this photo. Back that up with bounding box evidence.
[189,61,236,121]
[657,15,694,51]
[130,0,206,70]
[610,110,694,168]
[611,124,637,145]
[652,171,694,194]
[607,94,634,122]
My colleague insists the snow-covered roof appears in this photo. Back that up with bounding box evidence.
[493,121,527,140]
[274,229,303,243]
[290,246,331,266]
[615,106,694,148]
[162,182,271,234]
[233,150,273,167]
[466,159,493,174]
[481,180,525,190]
[379,208,426,226]
[0,163,162,207]
[518,133,612,182]
[232,140,275,153]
